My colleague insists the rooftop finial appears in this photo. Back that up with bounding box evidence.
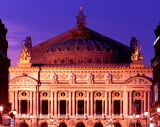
[76,6,86,27]
[80,6,83,11]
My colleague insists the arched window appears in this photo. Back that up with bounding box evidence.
[20,122,28,127]
[41,122,48,127]
[77,122,85,127]
[95,123,103,127]
[59,122,67,127]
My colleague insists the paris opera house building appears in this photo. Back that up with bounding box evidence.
[9,7,152,127]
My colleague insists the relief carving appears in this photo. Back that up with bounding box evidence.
[41,73,50,80]
[12,78,36,85]
[126,78,150,85]
[59,74,68,80]
[77,74,86,79]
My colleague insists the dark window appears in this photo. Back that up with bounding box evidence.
[114,100,120,115]
[42,100,48,114]
[95,123,103,127]
[60,100,66,115]
[21,100,27,114]
[78,100,84,115]
[59,122,67,127]
[77,122,85,127]
[134,100,141,114]
[96,100,102,115]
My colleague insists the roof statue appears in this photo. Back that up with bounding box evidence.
[130,37,144,61]
[76,6,86,27]
[23,36,32,48]
[18,37,32,64]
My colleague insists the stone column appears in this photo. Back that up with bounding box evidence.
[148,91,150,112]
[76,100,78,116]
[27,100,30,115]
[109,91,111,116]
[144,91,147,111]
[72,91,75,117]
[40,100,42,115]
[19,100,21,115]
[125,91,131,116]
[87,92,89,116]
[91,91,93,117]
[129,91,132,115]
[105,91,108,116]
[15,91,18,114]
[33,92,36,116]
[30,91,32,114]
[54,91,57,117]
[51,91,53,116]
[69,91,72,116]
[48,100,51,115]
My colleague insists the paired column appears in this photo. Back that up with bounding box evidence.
[109,91,111,116]
[54,91,57,117]
[87,92,90,116]
[90,91,93,116]
[69,91,72,116]
[105,91,108,116]
[51,92,54,116]
[72,91,75,116]
[129,91,132,115]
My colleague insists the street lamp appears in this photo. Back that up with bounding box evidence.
[157,107,160,126]
[10,109,17,127]
[144,111,149,127]
[0,106,3,125]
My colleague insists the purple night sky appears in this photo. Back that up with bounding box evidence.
[0,0,159,66]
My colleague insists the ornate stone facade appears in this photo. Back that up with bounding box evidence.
[9,7,152,127]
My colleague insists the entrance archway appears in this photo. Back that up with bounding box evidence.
[20,122,28,127]
[114,123,121,127]
[95,122,103,127]
[77,122,85,127]
[59,122,67,127]
[41,122,48,127]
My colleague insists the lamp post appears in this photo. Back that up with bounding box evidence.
[144,111,149,127]
[157,107,160,127]
[0,106,3,125]
[12,109,17,127]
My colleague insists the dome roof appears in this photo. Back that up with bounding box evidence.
[47,38,110,52]
[30,7,132,65]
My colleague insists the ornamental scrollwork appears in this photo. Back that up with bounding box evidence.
[12,78,36,85]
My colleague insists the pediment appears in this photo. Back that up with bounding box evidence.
[125,76,152,85]
[10,76,37,86]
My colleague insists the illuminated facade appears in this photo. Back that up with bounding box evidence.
[0,19,11,119]
[9,7,152,127]
[151,23,160,126]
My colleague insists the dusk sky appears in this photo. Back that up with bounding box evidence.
[0,0,159,66]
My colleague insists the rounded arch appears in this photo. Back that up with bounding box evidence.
[9,76,38,86]
[94,122,103,127]
[76,122,85,127]
[59,122,67,127]
[125,76,152,85]
[20,122,28,127]
[114,122,121,127]
[41,122,48,127]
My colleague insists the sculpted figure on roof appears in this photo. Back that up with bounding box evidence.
[18,46,31,64]
[130,37,144,61]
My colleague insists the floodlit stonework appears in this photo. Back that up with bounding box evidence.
[9,7,152,127]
